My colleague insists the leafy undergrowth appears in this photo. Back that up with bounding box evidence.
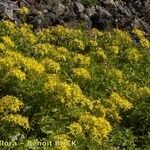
[0,20,150,150]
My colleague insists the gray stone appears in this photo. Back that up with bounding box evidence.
[96,6,112,17]
[63,6,77,21]
[105,0,116,6]
[80,13,92,29]
[118,5,132,17]
[0,3,5,13]
[0,0,19,21]
[74,2,84,13]
[55,3,65,16]
[85,6,96,17]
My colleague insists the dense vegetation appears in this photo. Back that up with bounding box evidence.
[0,20,150,150]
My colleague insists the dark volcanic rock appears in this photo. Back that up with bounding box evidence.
[0,0,150,36]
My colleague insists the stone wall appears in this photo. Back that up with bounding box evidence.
[0,0,150,35]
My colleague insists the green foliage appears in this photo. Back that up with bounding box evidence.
[0,21,150,149]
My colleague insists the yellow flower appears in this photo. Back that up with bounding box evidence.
[73,53,91,65]
[94,47,107,60]
[79,114,112,144]
[73,68,91,80]
[1,36,15,47]
[68,122,83,136]
[110,92,133,110]
[23,57,45,74]
[44,74,60,92]
[53,134,70,150]
[57,47,68,54]
[26,32,37,44]
[72,38,85,50]
[2,114,30,129]
[41,58,60,73]
[127,48,141,62]
[108,68,123,82]
[113,29,132,44]
[10,68,26,81]
[138,87,150,96]
[0,96,24,113]
[3,20,16,29]
[91,28,103,38]
[132,28,145,38]
[89,40,98,47]
[20,7,29,14]
[33,43,52,56]
[0,42,5,51]
[140,38,150,48]
[110,46,119,54]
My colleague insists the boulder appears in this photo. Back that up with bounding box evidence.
[74,2,84,13]
[85,6,96,17]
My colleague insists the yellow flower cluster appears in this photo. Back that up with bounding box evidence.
[73,68,91,80]
[0,42,5,51]
[51,25,82,38]
[113,29,132,44]
[44,74,60,92]
[72,38,85,51]
[41,58,60,73]
[110,45,119,54]
[132,28,145,38]
[20,23,32,33]
[57,47,68,54]
[140,38,150,48]
[72,53,91,65]
[94,47,107,60]
[2,114,30,129]
[3,20,16,30]
[9,68,26,81]
[1,36,15,47]
[53,134,70,150]
[19,6,29,14]
[91,28,103,38]
[57,83,83,106]
[68,122,83,137]
[23,57,45,74]
[89,40,98,47]
[138,86,150,96]
[26,32,37,45]
[45,76,94,109]
[109,92,133,110]
[132,28,150,48]
[0,96,29,129]
[108,68,123,82]
[127,48,141,62]
[79,113,112,144]
[0,96,24,112]
[33,43,53,56]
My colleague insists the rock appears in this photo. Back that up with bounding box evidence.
[131,17,142,28]
[85,6,96,17]
[0,0,19,21]
[44,11,61,26]
[55,3,65,16]
[74,2,84,13]
[104,0,116,7]
[80,13,92,29]
[63,6,77,22]
[91,13,113,30]
[118,4,132,17]
[0,2,5,13]
[96,6,112,17]
[139,19,150,35]
[24,0,35,5]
